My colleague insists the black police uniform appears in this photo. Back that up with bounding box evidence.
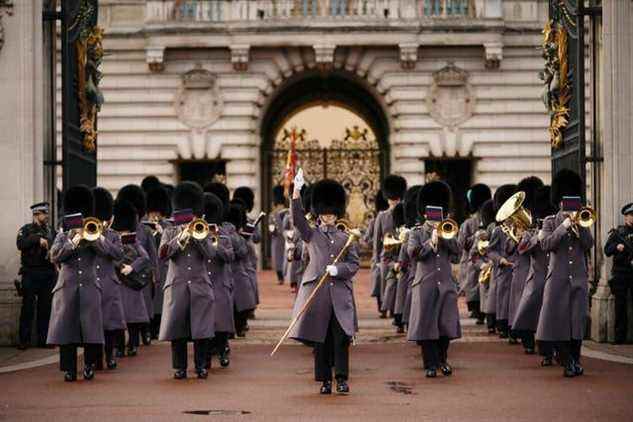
[16,207,57,347]
[604,203,633,343]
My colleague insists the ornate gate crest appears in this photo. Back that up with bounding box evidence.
[175,66,223,129]
[427,63,474,129]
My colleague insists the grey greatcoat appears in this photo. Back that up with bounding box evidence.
[507,237,530,328]
[486,226,514,320]
[153,219,173,316]
[245,220,261,304]
[96,229,126,331]
[47,233,107,345]
[136,223,158,320]
[511,231,549,332]
[457,215,480,290]
[158,227,216,341]
[269,207,288,275]
[282,212,293,282]
[536,213,593,341]
[225,222,257,313]
[289,198,360,344]
[205,229,236,334]
[394,231,412,316]
[373,208,396,301]
[407,224,462,342]
[364,217,382,299]
[287,221,306,286]
[480,223,495,313]
[119,240,151,324]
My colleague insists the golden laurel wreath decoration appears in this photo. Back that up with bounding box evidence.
[540,19,571,150]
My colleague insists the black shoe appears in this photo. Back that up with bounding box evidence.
[83,365,95,381]
[541,357,553,367]
[573,362,584,376]
[440,363,453,376]
[396,326,405,334]
[320,381,332,395]
[219,348,230,368]
[563,363,576,378]
[115,350,125,358]
[336,380,349,394]
[174,370,187,380]
[127,347,138,357]
[106,359,117,370]
[499,332,508,339]
[379,311,387,319]
[17,343,27,351]
[196,368,208,379]
[425,368,437,378]
[142,332,151,346]
[487,328,496,334]
[64,371,77,382]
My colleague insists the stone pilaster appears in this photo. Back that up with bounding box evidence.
[591,0,633,342]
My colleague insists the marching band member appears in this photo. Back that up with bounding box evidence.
[380,203,405,329]
[507,177,544,347]
[399,186,422,330]
[536,170,593,377]
[47,186,105,382]
[286,185,312,294]
[290,170,360,395]
[146,186,173,340]
[486,184,518,338]
[512,186,556,361]
[407,181,461,378]
[112,199,151,358]
[373,175,407,318]
[159,182,216,380]
[604,202,633,344]
[92,188,126,370]
[233,187,262,308]
[203,192,235,368]
[472,200,496,329]
[458,184,492,324]
[367,191,388,314]
[117,185,158,346]
[270,185,289,284]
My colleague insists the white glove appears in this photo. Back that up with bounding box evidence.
[537,230,545,241]
[431,229,439,246]
[268,224,276,234]
[326,265,338,277]
[562,218,572,229]
[71,232,82,247]
[293,168,305,193]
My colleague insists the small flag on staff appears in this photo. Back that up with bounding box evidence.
[282,127,305,197]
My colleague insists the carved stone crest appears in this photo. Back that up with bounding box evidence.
[174,66,223,129]
[427,63,474,129]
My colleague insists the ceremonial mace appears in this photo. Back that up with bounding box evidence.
[270,232,358,357]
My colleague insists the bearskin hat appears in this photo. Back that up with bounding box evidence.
[493,184,518,213]
[517,176,544,213]
[112,199,138,232]
[173,181,204,216]
[392,203,405,228]
[141,175,161,193]
[204,182,229,207]
[227,202,246,230]
[63,185,95,218]
[466,184,492,214]
[92,187,113,222]
[382,175,407,201]
[551,169,583,205]
[311,179,347,217]
[272,185,286,206]
[404,185,422,227]
[375,190,388,214]
[533,186,557,219]
[417,181,452,216]
[117,184,146,218]
[146,186,171,217]
[203,193,224,225]
[233,186,255,212]
[480,199,496,228]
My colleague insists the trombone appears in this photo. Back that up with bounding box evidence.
[383,226,411,252]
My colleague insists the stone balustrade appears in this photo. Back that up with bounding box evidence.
[145,0,481,23]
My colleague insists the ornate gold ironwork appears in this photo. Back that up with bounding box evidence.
[540,19,570,150]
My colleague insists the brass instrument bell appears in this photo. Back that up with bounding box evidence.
[573,207,596,228]
[435,219,459,240]
[82,217,103,242]
[478,263,492,285]
[495,191,533,243]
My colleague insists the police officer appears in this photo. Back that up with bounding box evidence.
[16,202,57,349]
[604,202,633,344]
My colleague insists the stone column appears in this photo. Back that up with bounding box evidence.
[591,0,633,342]
[0,0,46,345]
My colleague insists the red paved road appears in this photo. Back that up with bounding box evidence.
[2,271,633,422]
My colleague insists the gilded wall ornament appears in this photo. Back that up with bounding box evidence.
[427,63,474,129]
[174,66,224,129]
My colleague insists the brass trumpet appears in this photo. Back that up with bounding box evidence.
[431,219,459,240]
[496,191,532,243]
[569,206,596,237]
[478,262,492,285]
[383,226,411,251]
[183,219,219,246]
[82,217,103,242]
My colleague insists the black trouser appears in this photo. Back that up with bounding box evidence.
[612,282,633,343]
[150,315,161,339]
[59,344,101,373]
[234,308,251,335]
[420,337,450,369]
[486,313,496,330]
[537,340,555,358]
[171,338,209,371]
[314,315,350,382]
[104,329,123,362]
[467,301,484,321]
[497,319,509,336]
[19,272,55,346]
[127,323,142,350]
[276,270,284,283]
[207,332,230,368]
[556,339,582,366]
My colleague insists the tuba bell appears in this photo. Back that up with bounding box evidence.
[82,217,103,242]
[495,191,533,243]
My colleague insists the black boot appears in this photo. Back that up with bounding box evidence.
[563,362,576,378]
[83,365,95,381]
[541,356,553,367]
[174,370,187,380]
[196,368,209,379]
[336,379,349,394]
[425,367,437,378]
[106,359,117,370]
[440,363,453,376]
[64,371,77,382]
[219,346,230,368]
[142,330,152,346]
[573,361,584,376]
[320,380,332,395]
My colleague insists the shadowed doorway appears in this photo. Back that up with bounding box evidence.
[177,160,227,186]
